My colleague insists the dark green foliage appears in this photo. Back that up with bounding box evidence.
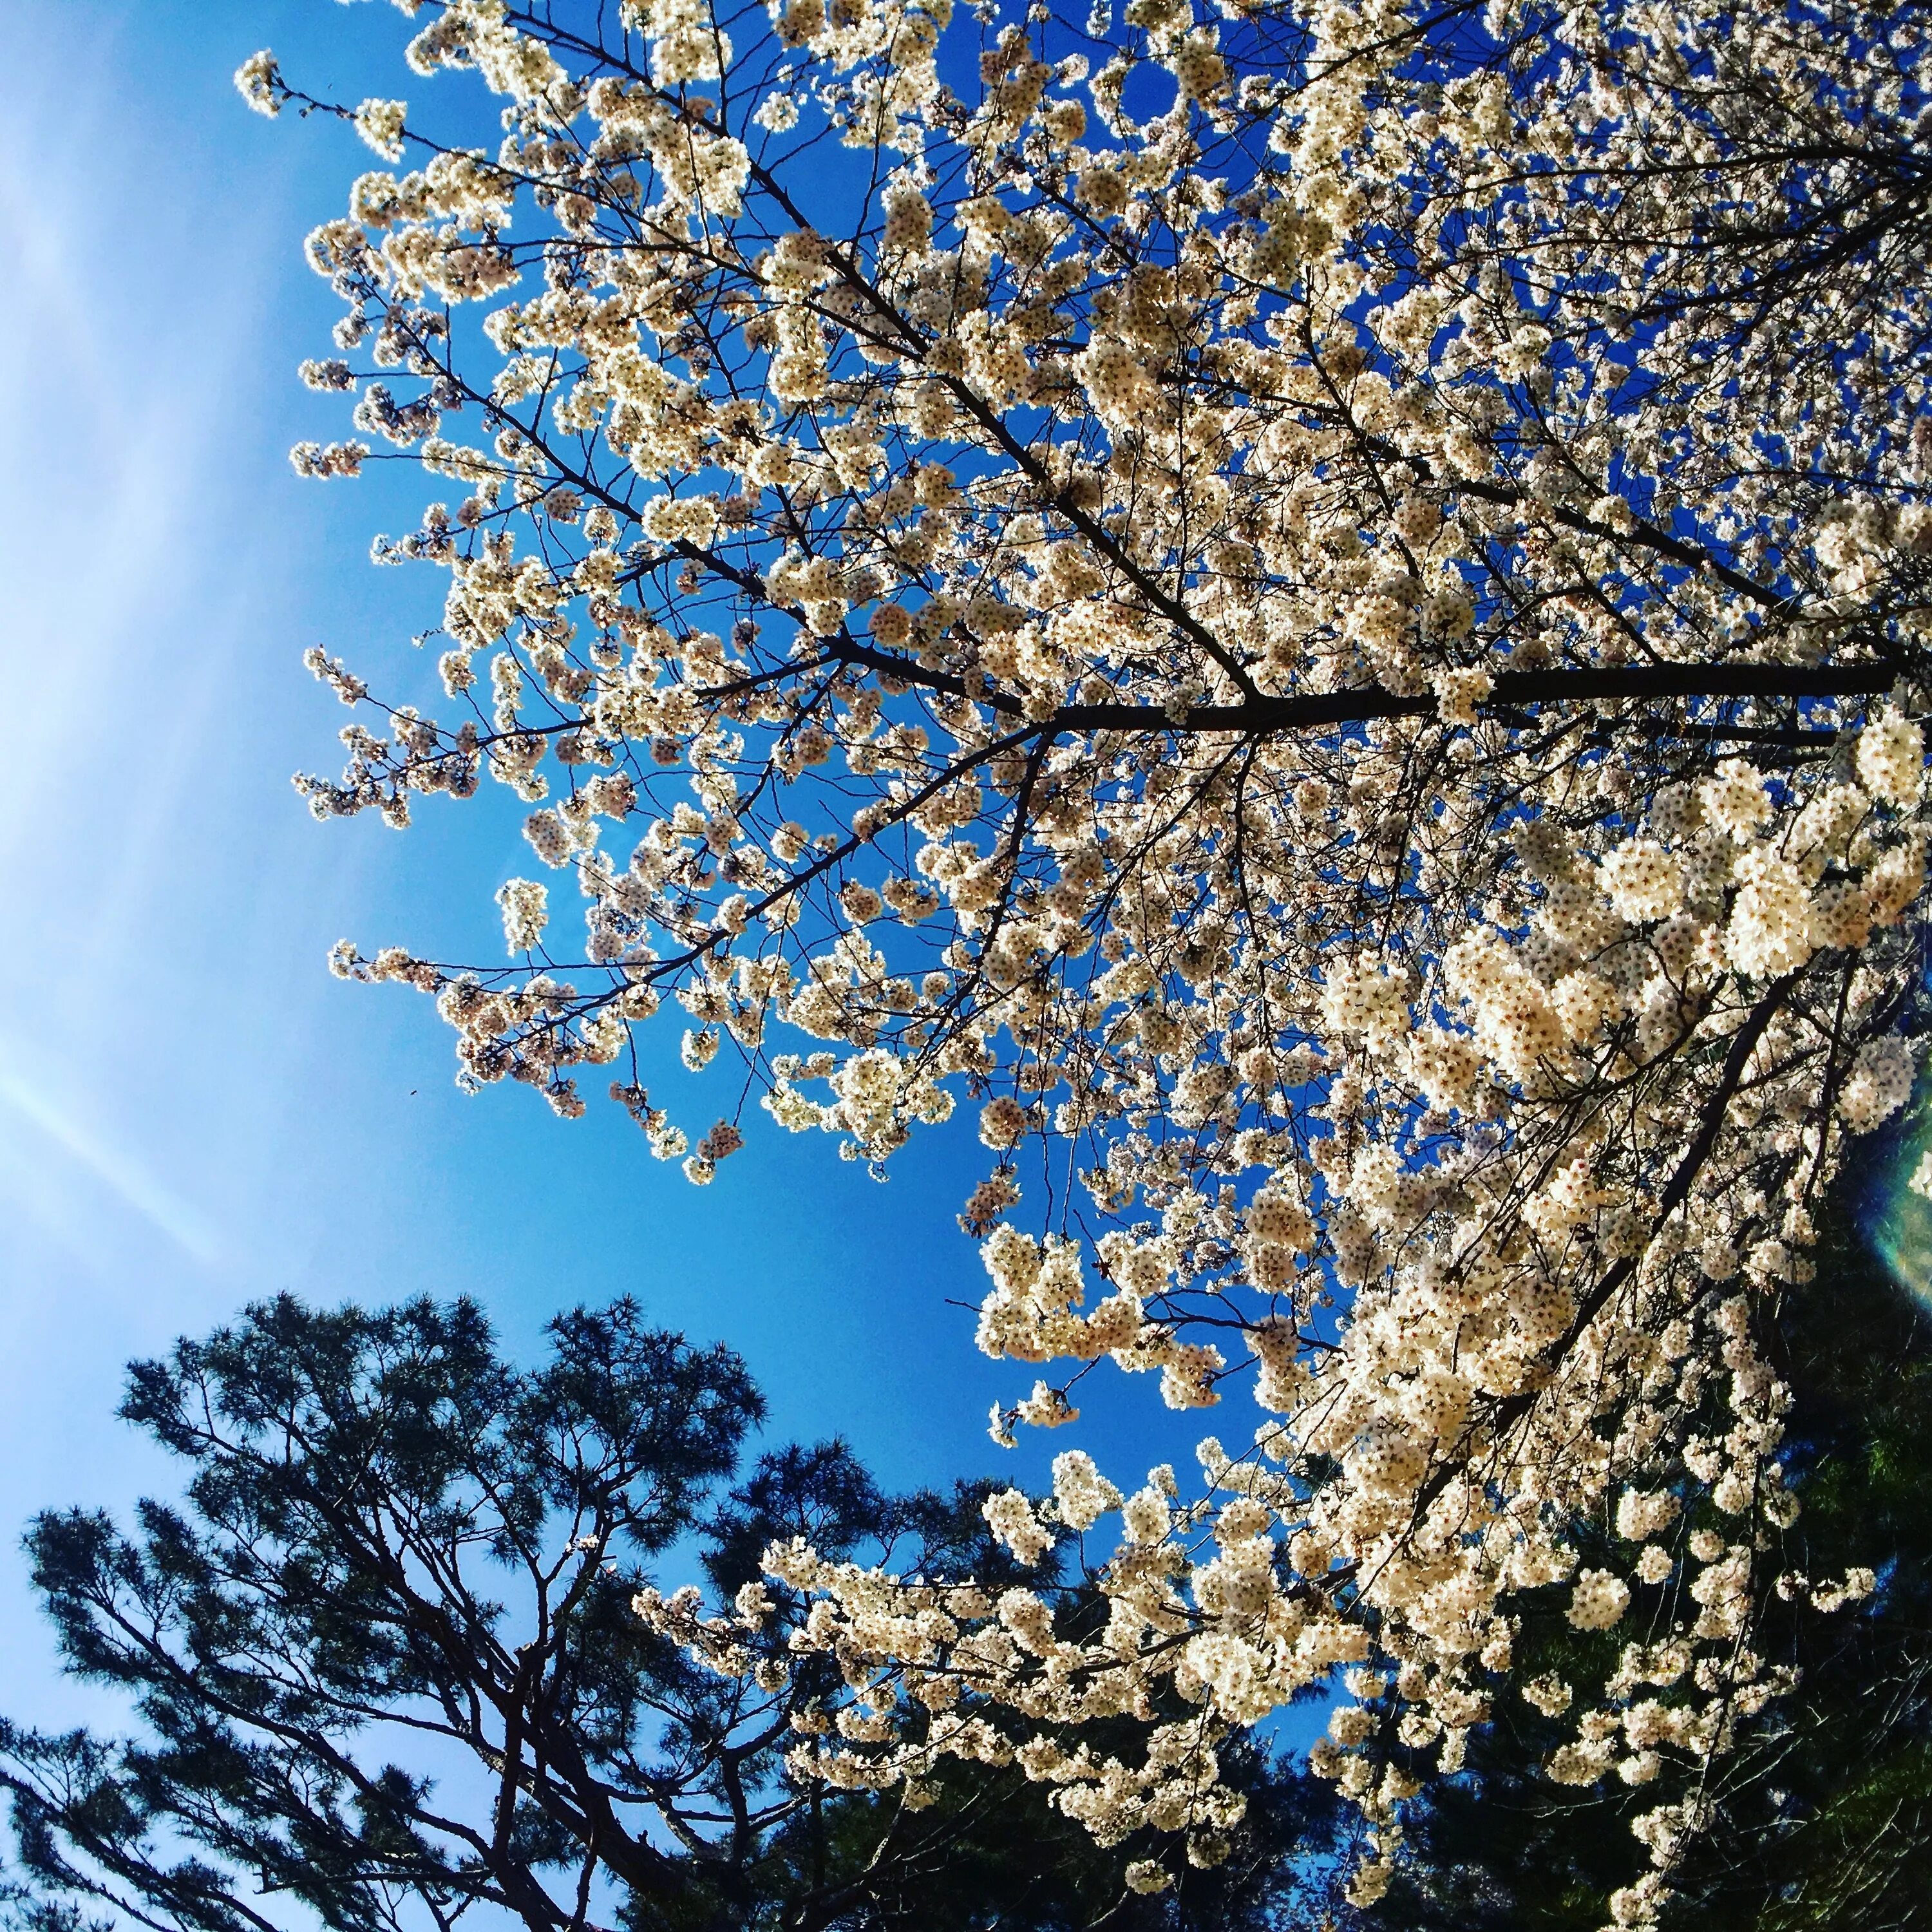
[1666,1211,1932,1932]
[0,1295,1336,1932]
[1369,1205,1932,1932]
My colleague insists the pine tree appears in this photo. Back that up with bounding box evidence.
[0,1295,1336,1932]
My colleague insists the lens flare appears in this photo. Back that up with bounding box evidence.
[1856,1099,1932,1308]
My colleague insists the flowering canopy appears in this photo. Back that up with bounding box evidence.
[249,0,1932,1920]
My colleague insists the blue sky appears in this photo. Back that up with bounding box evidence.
[0,0,1211,1724]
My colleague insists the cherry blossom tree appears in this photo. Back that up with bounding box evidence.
[242,1,1932,1921]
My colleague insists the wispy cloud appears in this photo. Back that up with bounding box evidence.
[0,1062,221,1267]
